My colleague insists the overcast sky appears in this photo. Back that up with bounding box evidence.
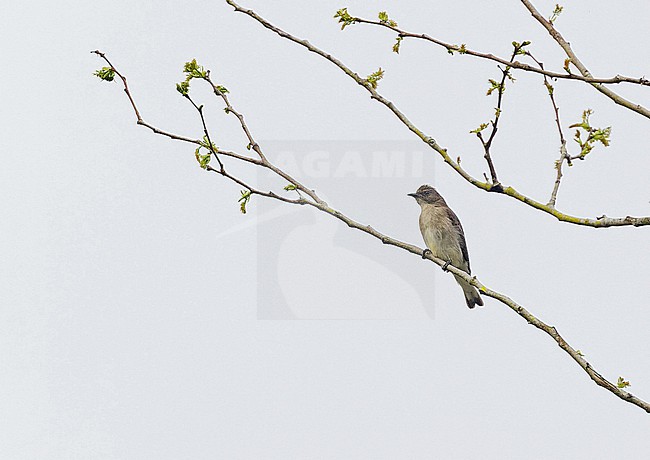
[2,1,650,458]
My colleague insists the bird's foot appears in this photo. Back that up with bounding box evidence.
[422,249,432,259]
[442,260,451,272]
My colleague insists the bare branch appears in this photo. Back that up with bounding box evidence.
[137,120,203,145]
[223,1,650,228]
[520,0,650,119]
[549,143,568,208]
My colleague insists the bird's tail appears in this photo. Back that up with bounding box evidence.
[454,275,484,309]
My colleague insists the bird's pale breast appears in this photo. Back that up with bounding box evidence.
[419,204,466,269]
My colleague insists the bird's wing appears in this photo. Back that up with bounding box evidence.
[444,206,471,272]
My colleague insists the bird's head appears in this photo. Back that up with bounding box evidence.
[408,185,446,206]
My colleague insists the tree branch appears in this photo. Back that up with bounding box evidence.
[350,17,650,87]
[94,49,650,414]
[185,93,226,171]
[474,45,526,190]
[223,1,650,228]
[520,0,650,119]
[205,73,268,163]
[306,199,650,414]
[526,52,570,208]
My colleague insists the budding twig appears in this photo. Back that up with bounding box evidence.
[475,44,526,191]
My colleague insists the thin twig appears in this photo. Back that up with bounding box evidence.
[222,1,650,228]
[185,94,225,171]
[205,165,308,205]
[351,17,650,87]
[526,52,569,208]
[91,50,143,121]
[520,0,650,119]
[476,46,522,189]
[137,120,203,144]
[205,73,267,162]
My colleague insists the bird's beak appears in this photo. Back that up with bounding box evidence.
[408,192,419,198]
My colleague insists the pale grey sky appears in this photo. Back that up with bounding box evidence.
[2,1,650,458]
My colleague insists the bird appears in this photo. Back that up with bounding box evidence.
[408,185,483,309]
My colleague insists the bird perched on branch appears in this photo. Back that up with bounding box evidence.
[408,185,483,309]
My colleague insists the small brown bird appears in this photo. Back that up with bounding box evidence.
[408,185,483,309]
